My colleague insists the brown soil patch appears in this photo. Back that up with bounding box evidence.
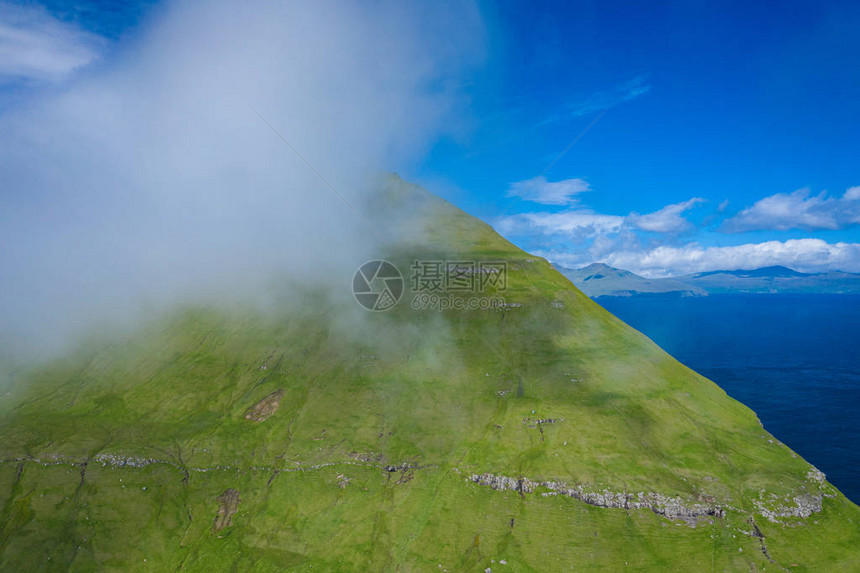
[244,389,285,422]
[214,488,240,532]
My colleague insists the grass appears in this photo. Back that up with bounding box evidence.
[0,175,858,571]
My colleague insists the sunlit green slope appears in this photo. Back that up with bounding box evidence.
[1,176,858,571]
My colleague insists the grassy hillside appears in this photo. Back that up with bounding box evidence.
[1,176,858,571]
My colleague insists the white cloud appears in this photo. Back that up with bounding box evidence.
[495,210,624,237]
[0,2,105,82]
[629,197,704,233]
[506,176,590,205]
[0,0,485,353]
[496,196,702,239]
[500,185,860,278]
[599,239,860,277]
[722,187,860,232]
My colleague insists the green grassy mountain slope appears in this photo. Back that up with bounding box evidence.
[1,177,858,571]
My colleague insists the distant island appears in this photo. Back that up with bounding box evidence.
[561,263,860,297]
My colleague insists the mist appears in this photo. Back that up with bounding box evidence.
[0,0,485,357]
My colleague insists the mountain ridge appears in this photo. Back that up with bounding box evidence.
[685,265,811,279]
[562,262,860,297]
[560,264,707,298]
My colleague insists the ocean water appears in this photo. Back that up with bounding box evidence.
[597,294,860,505]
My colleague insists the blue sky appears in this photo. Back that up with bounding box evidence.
[412,0,860,275]
[1,0,859,277]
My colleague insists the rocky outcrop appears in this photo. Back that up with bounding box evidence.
[755,492,823,522]
[93,453,165,468]
[523,417,562,426]
[3,452,435,480]
[467,472,726,521]
[384,462,418,472]
[468,470,833,524]
[752,466,833,523]
[807,468,827,486]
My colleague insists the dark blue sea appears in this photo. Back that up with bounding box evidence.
[597,294,860,505]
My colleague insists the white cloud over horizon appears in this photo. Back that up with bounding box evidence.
[539,239,860,278]
[499,180,860,277]
[722,187,860,232]
[0,2,105,82]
